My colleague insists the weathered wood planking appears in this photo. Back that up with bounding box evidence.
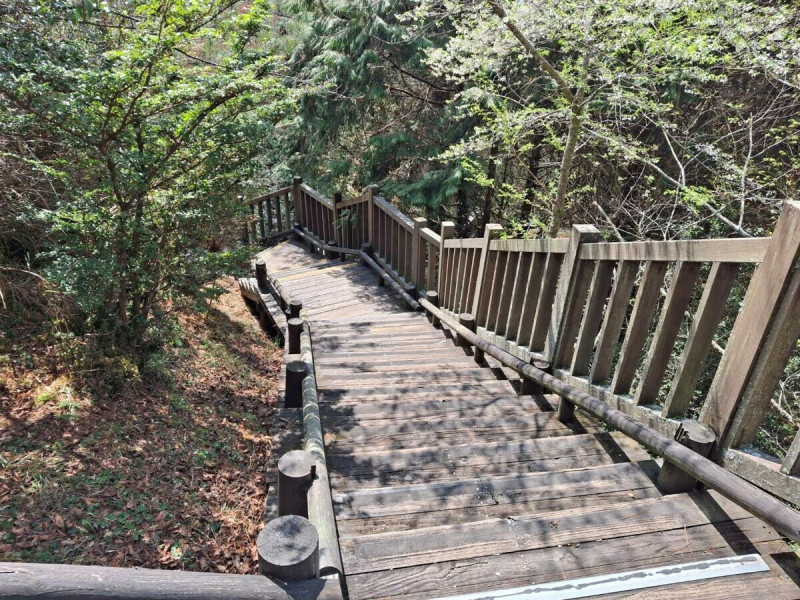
[251,237,800,600]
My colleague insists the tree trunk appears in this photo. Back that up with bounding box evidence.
[481,143,499,230]
[549,107,582,236]
[455,187,469,237]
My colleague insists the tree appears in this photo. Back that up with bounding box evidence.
[410,0,800,238]
[1,0,289,351]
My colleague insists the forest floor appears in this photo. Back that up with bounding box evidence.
[0,278,281,573]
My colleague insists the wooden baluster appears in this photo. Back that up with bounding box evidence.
[454,247,468,312]
[570,260,615,375]
[727,266,800,450]
[634,261,701,406]
[427,243,438,292]
[486,250,509,333]
[464,248,480,312]
[258,200,266,240]
[275,194,283,234]
[412,217,428,289]
[662,262,739,418]
[471,224,504,326]
[544,225,602,365]
[266,197,273,233]
[516,252,546,346]
[590,260,639,384]
[283,193,292,230]
[609,260,669,395]
[505,251,533,343]
[700,202,800,445]
[552,258,596,369]
[293,176,303,227]
[528,253,565,352]
[437,221,455,300]
[333,192,342,248]
[445,247,459,311]
[494,251,521,337]
[248,203,257,243]
[367,185,377,246]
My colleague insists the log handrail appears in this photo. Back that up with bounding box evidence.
[417,295,800,544]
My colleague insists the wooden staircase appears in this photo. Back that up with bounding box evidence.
[255,239,800,600]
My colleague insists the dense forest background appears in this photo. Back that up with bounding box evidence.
[1,0,798,373]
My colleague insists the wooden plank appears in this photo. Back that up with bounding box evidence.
[374,195,414,231]
[486,250,509,332]
[420,227,441,247]
[610,261,669,395]
[300,183,334,208]
[662,263,740,418]
[505,252,533,342]
[528,253,564,351]
[470,224,504,320]
[726,266,800,448]
[328,434,619,488]
[544,225,602,363]
[570,261,615,375]
[634,261,701,406]
[344,512,788,600]
[553,259,595,368]
[494,251,520,336]
[579,237,771,263]
[338,193,368,209]
[722,448,800,507]
[443,238,484,249]
[339,494,749,573]
[515,253,546,345]
[589,260,639,383]
[334,464,658,535]
[701,201,800,440]
[489,237,570,253]
[412,217,427,288]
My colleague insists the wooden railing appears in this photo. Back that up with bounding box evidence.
[254,178,800,506]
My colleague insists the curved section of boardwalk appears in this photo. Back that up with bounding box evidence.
[259,240,799,600]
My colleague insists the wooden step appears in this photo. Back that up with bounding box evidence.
[324,410,598,453]
[345,495,791,599]
[328,433,625,489]
[317,381,520,403]
[339,491,763,574]
[333,462,661,536]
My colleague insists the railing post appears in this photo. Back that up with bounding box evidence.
[700,200,800,448]
[437,221,455,296]
[249,203,257,244]
[278,450,316,518]
[332,192,342,251]
[412,217,428,289]
[285,360,308,409]
[657,421,716,494]
[543,224,602,365]
[366,184,379,245]
[257,515,319,580]
[258,200,266,240]
[471,223,504,321]
[293,176,303,228]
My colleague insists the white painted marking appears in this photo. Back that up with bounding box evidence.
[428,554,769,600]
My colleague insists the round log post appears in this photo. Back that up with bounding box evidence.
[289,299,303,319]
[278,450,316,518]
[257,515,319,581]
[521,358,550,396]
[361,242,374,258]
[404,283,418,301]
[255,259,269,290]
[658,421,716,494]
[456,313,476,348]
[425,291,440,328]
[327,240,339,261]
[288,318,303,354]
[285,361,308,409]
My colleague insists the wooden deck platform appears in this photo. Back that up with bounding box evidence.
[256,240,800,600]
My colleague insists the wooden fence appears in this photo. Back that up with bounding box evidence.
[273,177,800,506]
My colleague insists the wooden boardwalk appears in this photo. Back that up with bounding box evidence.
[258,240,800,600]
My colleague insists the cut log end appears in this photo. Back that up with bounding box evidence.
[257,515,319,581]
